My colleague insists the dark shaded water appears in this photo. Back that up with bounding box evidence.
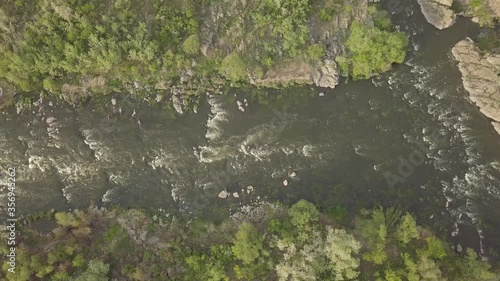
[1,2,500,257]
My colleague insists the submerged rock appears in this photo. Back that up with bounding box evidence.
[246,185,254,194]
[236,100,245,112]
[417,0,456,29]
[452,39,500,135]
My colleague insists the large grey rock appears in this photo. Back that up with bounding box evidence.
[171,89,184,115]
[252,59,339,89]
[252,60,315,87]
[452,39,500,135]
[417,0,456,29]
[312,59,340,89]
[487,0,500,18]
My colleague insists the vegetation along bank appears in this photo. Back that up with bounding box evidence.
[0,0,409,112]
[1,200,499,280]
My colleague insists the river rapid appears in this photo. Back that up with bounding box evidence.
[1,1,500,257]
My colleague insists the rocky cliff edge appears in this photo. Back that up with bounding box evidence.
[452,38,500,135]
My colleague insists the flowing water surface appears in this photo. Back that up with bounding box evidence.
[1,1,500,257]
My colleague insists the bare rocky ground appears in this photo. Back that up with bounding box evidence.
[452,38,500,134]
[199,0,372,90]
[417,0,500,29]
[416,0,500,136]
[417,0,456,29]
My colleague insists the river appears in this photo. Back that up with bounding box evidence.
[1,1,500,257]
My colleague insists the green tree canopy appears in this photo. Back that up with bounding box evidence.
[183,34,200,55]
[288,199,320,228]
[396,213,419,245]
[337,21,408,80]
[232,222,264,264]
[71,259,109,281]
[220,53,247,82]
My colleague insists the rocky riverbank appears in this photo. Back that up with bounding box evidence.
[417,0,456,29]
[417,0,500,29]
[2,202,497,280]
[452,38,500,134]
[0,0,409,114]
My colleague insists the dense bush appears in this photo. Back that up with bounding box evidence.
[220,53,247,82]
[0,0,199,95]
[3,203,496,280]
[232,222,264,264]
[477,29,500,53]
[0,0,412,105]
[182,35,201,55]
[468,0,496,27]
[337,22,408,80]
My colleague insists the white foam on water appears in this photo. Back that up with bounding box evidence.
[197,145,234,163]
[101,188,117,203]
[80,129,107,160]
[205,95,229,142]
[108,173,128,186]
[28,155,51,172]
[149,149,177,170]
[302,144,315,157]
[62,186,72,203]
[401,59,500,256]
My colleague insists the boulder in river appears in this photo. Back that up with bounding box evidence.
[218,190,229,199]
[452,39,500,135]
[417,0,456,29]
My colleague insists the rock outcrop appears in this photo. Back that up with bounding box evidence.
[452,39,500,135]
[312,59,340,89]
[488,0,500,18]
[252,60,314,87]
[418,0,500,29]
[417,0,456,29]
[251,59,339,89]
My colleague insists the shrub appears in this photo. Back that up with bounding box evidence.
[341,22,408,80]
[320,8,333,21]
[306,44,326,61]
[232,222,263,264]
[368,5,392,31]
[325,228,361,280]
[396,213,419,245]
[220,53,247,82]
[183,34,200,55]
[288,199,319,228]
